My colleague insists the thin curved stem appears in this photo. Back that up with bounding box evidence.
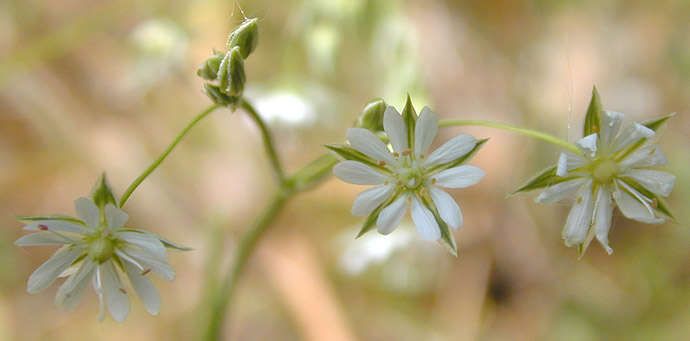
[119,104,220,207]
[439,119,582,155]
[239,98,286,182]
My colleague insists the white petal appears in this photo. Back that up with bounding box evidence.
[15,232,76,246]
[24,220,91,234]
[116,231,168,261]
[346,128,396,164]
[117,247,175,281]
[383,106,408,153]
[428,186,463,229]
[105,204,128,230]
[600,110,624,147]
[562,180,594,247]
[410,196,441,240]
[618,144,667,169]
[27,246,83,293]
[55,260,96,311]
[433,165,485,188]
[93,270,105,321]
[100,262,130,322]
[592,187,614,254]
[75,197,100,229]
[612,122,654,152]
[556,152,587,177]
[414,107,439,157]
[333,161,387,185]
[376,194,408,235]
[612,181,664,224]
[424,134,477,167]
[622,169,675,197]
[123,260,161,315]
[536,178,588,204]
[575,133,598,158]
[351,184,394,216]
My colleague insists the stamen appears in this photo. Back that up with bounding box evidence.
[119,288,127,294]
[419,154,425,159]
[38,224,49,231]
[577,197,583,204]
[141,269,152,276]
[379,161,386,166]
[651,199,658,208]
[393,152,400,157]
[431,178,437,184]
[402,149,411,156]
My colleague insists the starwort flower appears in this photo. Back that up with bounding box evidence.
[15,176,188,322]
[328,97,487,255]
[516,88,675,257]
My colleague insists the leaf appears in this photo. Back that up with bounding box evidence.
[584,86,603,136]
[642,112,676,132]
[401,95,417,150]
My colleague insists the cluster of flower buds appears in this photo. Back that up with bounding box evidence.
[197,18,258,107]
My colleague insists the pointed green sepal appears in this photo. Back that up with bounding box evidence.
[643,112,676,132]
[401,95,417,150]
[91,173,117,210]
[197,51,224,81]
[121,228,193,251]
[584,86,603,136]
[16,215,84,224]
[512,166,558,194]
[227,18,258,59]
[325,144,390,173]
[618,177,675,220]
[355,190,401,238]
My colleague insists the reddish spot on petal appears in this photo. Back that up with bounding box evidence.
[141,269,151,276]
[38,224,49,231]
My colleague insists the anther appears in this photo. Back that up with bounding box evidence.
[38,224,49,231]
[119,288,127,294]
[577,197,583,204]
[141,269,151,276]
[419,154,425,159]
[431,178,437,184]
[402,149,411,156]
[379,161,386,166]
[393,152,400,157]
[651,199,658,208]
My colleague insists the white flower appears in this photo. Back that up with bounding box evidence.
[15,198,182,322]
[330,100,486,254]
[534,110,675,256]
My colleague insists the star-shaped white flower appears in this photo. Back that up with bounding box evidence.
[329,99,486,254]
[532,110,675,256]
[16,198,186,322]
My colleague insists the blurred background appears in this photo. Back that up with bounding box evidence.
[1,0,689,340]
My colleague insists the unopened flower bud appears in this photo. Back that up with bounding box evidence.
[197,52,224,80]
[216,47,246,97]
[226,18,258,59]
[203,83,238,106]
[91,173,117,209]
[356,98,386,132]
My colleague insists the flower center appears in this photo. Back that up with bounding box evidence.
[89,236,115,263]
[592,159,618,184]
[396,166,424,190]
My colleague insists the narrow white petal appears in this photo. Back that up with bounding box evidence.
[618,144,667,169]
[123,260,161,315]
[75,197,100,229]
[100,262,130,322]
[562,181,594,247]
[23,220,91,234]
[592,187,614,254]
[556,152,587,177]
[575,133,598,158]
[612,122,655,153]
[622,169,675,197]
[433,165,485,188]
[116,231,168,262]
[117,247,175,281]
[333,161,387,185]
[93,270,105,321]
[27,246,83,293]
[414,107,439,157]
[600,110,624,147]
[15,232,75,246]
[105,204,128,230]
[612,181,664,224]
[351,184,395,216]
[383,106,408,153]
[346,128,396,164]
[428,186,463,229]
[55,260,96,311]
[424,134,477,167]
[410,196,441,240]
[536,178,588,204]
[556,153,568,177]
[376,194,408,235]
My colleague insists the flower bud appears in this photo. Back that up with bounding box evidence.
[91,173,117,209]
[216,47,246,97]
[356,98,386,132]
[226,18,258,59]
[203,83,238,106]
[197,51,224,80]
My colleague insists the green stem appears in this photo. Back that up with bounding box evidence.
[119,104,220,207]
[439,119,582,155]
[239,98,286,182]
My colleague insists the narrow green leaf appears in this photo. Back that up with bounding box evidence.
[642,112,675,132]
[584,86,603,136]
[401,95,417,150]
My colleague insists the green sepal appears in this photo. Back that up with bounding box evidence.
[419,194,457,256]
[427,138,488,174]
[401,95,417,150]
[356,98,386,132]
[203,83,239,107]
[355,190,401,238]
[227,18,258,59]
[91,173,117,210]
[642,112,675,132]
[120,228,193,251]
[196,51,224,81]
[217,52,230,92]
[325,144,390,173]
[16,215,84,225]
[618,177,675,220]
[512,164,581,194]
[226,46,246,96]
[584,86,603,136]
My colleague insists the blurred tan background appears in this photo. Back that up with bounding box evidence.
[1,0,689,340]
